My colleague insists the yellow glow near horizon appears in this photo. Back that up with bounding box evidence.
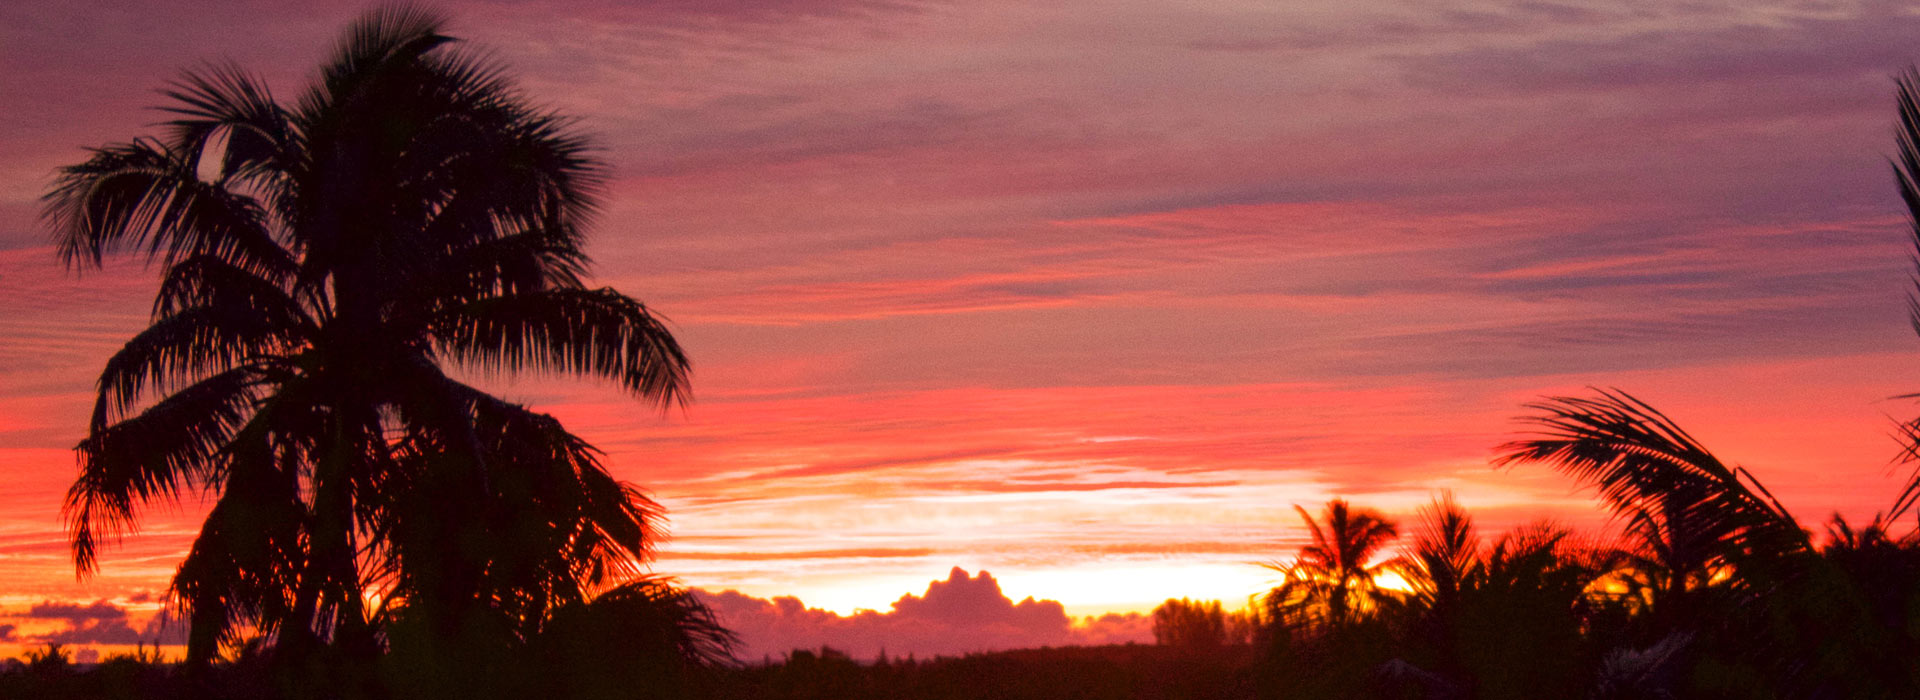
[1372,570,1413,593]
[993,562,1278,616]
[691,560,1284,617]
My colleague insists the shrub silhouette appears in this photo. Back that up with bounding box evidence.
[1152,598,1231,649]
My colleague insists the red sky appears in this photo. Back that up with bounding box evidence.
[5,0,1920,658]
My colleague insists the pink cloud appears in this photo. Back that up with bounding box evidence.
[2,599,185,649]
[697,567,1150,661]
[23,600,124,621]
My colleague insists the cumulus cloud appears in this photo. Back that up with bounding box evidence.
[10,599,187,647]
[698,567,1149,661]
[24,600,125,622]
[34,618,147,646]
[1075,612,1154,646]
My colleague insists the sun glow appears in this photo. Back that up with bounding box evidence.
[1372,570,1414,594]
[987,562,1277,616]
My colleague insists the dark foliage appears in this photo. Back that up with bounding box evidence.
[714,644,1256,700]
[1153,598,1241,649]
[1250,388,1920,700]
[42,4,699,697]
[3,644,1251,700]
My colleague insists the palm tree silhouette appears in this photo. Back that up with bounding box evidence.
[46,7,688,666]
[1494,389,1808,615]
[1489,387,1920,696]
[1263,499,1402,630]
[1404,492,1478,615]
[1889,68,1920,524]
[1390,496,1617,699]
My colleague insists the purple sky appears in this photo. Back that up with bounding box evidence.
[4,0,1920,658]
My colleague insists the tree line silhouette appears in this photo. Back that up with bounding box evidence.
[1229,389,1920,698]
[14,4,1920,699]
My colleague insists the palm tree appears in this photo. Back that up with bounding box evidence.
[46,7,689,666]
[1890,68,1920,526]
[435,576,736,700]
[1403,492,1478,615]
[1392,497,1618,700]
[1263,499,1403,630]
[1494,389,1808,614]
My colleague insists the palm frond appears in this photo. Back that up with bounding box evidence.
[437,229,591,299]
[1482,522,1573,580]
[530,576,737,696]
[1408,492,1478,605]
[469,388,663,587]
[1885,68,1920,533]
[151,253,308,325]
[92,298,303,426]
[169,428,306,663]
[160,62,291,182]
[1495,388,1807,561]
[566,576,738,669]
[379,373,663,635]
[1892,69,1920,336]
[69,365,264,573]
[428,287,690,408]
[400,74,602,255]
[1890,416,1920,523]
[314,5,452,104]
[45,139,288,276]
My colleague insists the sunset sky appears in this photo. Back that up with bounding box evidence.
[5,0,1920,659]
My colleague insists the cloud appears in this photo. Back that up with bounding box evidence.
[669,547,935,561]
[10,599,188,647]
[1184,2,1614,55]
[1074,612,1153,646]
[36,616,187,647]
[1400,10,1920,96]
[32,619,146,646]
[24,600,125,622]
[917,478,1243,494]
[889,567,1065,629]
[697,567,1150,661]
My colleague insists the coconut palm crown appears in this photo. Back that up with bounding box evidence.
[1264,499,1402,629]
[46,7,688,663]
